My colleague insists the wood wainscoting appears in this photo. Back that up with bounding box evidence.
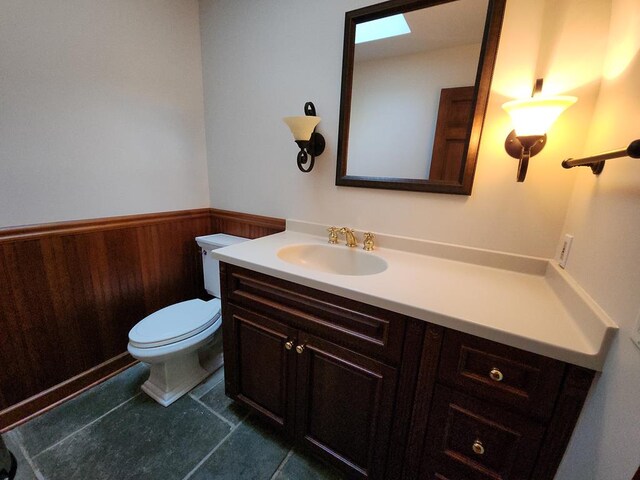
[210,208,285,239]
[0,208,285,431]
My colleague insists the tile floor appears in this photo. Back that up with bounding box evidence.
[2,364,345,480]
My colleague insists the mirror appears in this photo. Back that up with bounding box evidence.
[336,0,506,195]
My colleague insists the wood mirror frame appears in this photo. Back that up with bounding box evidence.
[335,0,506,195]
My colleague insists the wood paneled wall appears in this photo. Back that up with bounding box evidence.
[0,208,285,430]
[210,208,285,239]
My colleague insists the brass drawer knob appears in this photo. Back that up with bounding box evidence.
[295,344,305,354]
[284,340,294,350]
[489,368,504,382]
[472,440,485,455]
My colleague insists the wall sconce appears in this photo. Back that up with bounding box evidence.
[283,102,326,173]
[502,79,576,182]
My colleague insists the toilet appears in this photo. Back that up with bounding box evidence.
[127,233,248,406]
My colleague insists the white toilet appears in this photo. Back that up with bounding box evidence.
[127,233,248,406]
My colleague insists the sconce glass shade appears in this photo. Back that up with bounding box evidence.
[502,96,577,136]
[283,116,321,141]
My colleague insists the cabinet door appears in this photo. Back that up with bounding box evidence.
[294,332,397,479]
[223,304,297,435]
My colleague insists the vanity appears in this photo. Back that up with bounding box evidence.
[212,222,616,480]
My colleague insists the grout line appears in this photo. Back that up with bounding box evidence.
[32,393,142,460]
[181,411,251,480]
[269,448,295,480]
[6,430,47,480]
[189,373,224,400]
[188,396,236,429]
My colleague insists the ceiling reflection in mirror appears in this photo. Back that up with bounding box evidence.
[336,0,506,195]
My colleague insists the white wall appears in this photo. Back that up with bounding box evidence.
[199,0,595,259]
[0,0,209,227]
[554,0,640,478]
[349,44,480,178]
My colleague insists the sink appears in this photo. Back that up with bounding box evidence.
[277,244,388,276]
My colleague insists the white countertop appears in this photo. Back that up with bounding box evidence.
[211,220,617,371]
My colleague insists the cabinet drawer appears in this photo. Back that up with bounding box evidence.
[421,462,480,480]
[223,263,405,364]
[438,331,565,420]
[424,386,545,480]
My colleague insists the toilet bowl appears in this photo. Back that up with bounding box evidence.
[128,298,221,406]
[127,233,248,407]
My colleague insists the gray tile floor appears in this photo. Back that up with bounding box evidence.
[2,364,345,480]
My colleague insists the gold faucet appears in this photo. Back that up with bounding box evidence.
[339,227,358,247]
[363,232,375,251]
[327,226,340,244]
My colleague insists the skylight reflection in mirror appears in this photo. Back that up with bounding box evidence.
[355,14,411,44]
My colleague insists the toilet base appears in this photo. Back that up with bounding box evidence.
[141,352,209,407]
[199,329,224,374]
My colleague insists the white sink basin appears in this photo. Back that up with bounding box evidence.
[277,244,388,276]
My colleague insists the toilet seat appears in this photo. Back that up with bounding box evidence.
[128,298,221,349]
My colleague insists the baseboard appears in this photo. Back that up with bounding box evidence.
[0,352,138,432]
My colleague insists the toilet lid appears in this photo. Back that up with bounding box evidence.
[128,298,221,348]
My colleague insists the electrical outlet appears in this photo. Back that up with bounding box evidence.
[558,234,574,269]
[631,310,640,351]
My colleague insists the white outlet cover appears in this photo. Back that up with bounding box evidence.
[558,234,574,269]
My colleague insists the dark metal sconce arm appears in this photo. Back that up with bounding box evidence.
[504,130,546,182]
[304,102,317,116]
[517,149,530,183]
[296,148,314,173]
[294,102,325,173]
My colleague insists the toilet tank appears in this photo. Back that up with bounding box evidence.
[195,233,248,297]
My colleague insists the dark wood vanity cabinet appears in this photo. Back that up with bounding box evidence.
[220,263,595,480]
[414,331,595,480]
[221,263,407,478]
[224,303,398,477]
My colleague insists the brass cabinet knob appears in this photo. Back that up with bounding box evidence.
[284,340,294,350]
[489,368,504,382]
[295,344,305,354]
[472,440,485,455]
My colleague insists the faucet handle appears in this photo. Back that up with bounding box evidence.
[363,232,375,251]
[327,226,340,244]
